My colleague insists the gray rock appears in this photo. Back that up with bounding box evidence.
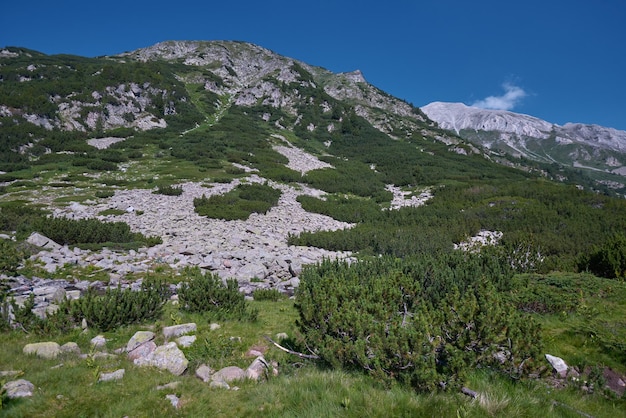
[98,369,125,382]
[60,342,81,355]
[156,381,181,390]
[545,354,569,378]
[237,263,267,280]
[211,366,246,383]
[126,331,156,352]
[2,379,35,398]
[23,342,61,359]
[246,356,269,381]
[128,340,157,361]
[176,335,196,348]
[27,232,61,250]
[166,394,181,409]
[196,364,213,382]
[209,323,221,331]
[209,379,230,389]
[134,342,188,376]
[163,323,196,339]
[90,335,107,348]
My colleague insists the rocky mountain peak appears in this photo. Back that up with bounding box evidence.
[422,101,626,180]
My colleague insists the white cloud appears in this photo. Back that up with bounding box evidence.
[472,83,527,111]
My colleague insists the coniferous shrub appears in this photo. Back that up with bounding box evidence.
[64,276,169,331]
[252,288,285,301]
[296,254,542,392]
[194,183,281,221]
[178,267,258,321]
[579,234,626,279]
[153,184,184,196]
[0,240,20,276]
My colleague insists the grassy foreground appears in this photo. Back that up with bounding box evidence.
[1,273,626,417]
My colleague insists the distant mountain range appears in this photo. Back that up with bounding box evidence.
[422,102,626,179]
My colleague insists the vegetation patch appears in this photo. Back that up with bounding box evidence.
[194,182,281,220]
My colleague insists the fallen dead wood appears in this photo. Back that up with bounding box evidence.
[264,336,320,360]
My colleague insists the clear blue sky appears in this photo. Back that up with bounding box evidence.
[2,0,625,130]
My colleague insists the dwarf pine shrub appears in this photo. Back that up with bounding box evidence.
[64,276,169,331]
[178,267,258,321]
[296,254,542,392]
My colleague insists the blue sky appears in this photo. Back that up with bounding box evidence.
[2,0,625,130]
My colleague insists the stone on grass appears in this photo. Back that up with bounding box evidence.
[176,335,196,348]
[134,342,188,376]
[209,379,230,389]
[545,354,569,378]
[211,366,246,383]
[195,364,212,383]
[2,379,35,398]
[246,356,269,381]
[60,342,81,355]
[156,381,181,391]
[98,369,125,382]
[166,394,181,409]
[90,335,107,348]
[127,340,157,361]
[163,323,196,339]
[23,342,61,359]
[209,323,221,331]
[126,331,155,352]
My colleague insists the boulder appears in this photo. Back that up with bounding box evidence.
[211,366,246,383]
[195,364,213,383]
[90,335,107,348]
[98,369,125,382]
[134,342,188,376]
[27,232,61,250]
[2,379,35,398]
[126,331,155,352]
[163,323,196,339]
[176,335,196,348]
[246,356,269,381]
[60,342,81,355]
[23,342,61,359]
[128,341,157,361]
[545,354,569,378]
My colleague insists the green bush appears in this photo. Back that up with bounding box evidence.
[86,159,118,171]
[252,288,285,301]
[63,276,169,331]
[32,216,160,248]
[153,184,184,196]
[0,240,20,276]
[178,267,257,321]
[296,254,542,392]
[579,234,626,279]
[95,190,115,199]
[194,182,281,220]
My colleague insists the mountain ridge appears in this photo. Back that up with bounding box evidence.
[422,101,626,180]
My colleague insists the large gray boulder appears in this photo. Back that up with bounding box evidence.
[545,354,569,378]
[211,366,246,383]
[23,342,61,359]
[126,331,156,352]
[246,356,270,381]
[134,342,189,376]
[2,379,35,398]
[26,232,61,250]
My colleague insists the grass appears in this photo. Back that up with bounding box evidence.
[1,273,625,417]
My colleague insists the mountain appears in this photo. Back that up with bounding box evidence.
[422,102,626,183]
